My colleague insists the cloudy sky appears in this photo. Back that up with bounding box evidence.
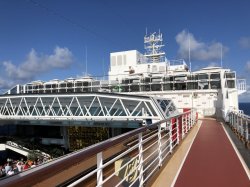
[0,0,250,101]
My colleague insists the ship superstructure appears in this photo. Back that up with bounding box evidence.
[4,32,247,119]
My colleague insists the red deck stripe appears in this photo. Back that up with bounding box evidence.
[174,119,250,187]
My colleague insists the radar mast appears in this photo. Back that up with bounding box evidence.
[144,30,165,63]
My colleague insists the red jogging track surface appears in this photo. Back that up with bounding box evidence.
[174,119,250,187]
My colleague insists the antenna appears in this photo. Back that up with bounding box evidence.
[144,30,165,63]
[188,32,191,72]
[102,58,105,79]
[220,44,223,68]
[85,46,88,76]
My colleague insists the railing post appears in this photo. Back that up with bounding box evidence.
[169,120,173,154]
[182,114,185,139]
[237,115,240,132]
[176,117,179,145]
[241,117,244,136]
[158,124,162,167]
[246,120,249,142]
[236,113,238,129]
[233,113,236,129]
[229,113,232,125]
[138,132,144,186]
[190,110,193,127]
[97,152,103,187]
[185,114,188,132]
[188,112,191,130]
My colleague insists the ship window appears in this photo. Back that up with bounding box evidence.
[130,85,139,92]
[121,85,129,92]
[92,81,100,86]
[226,80,235,88]
[198,74,208,80]
[187,82,198,90]
[45,84,51,89]
[144,77,151,83]
[141,84,150,91]
[60,83,66,88]
[158,100,167,112]
[67,83,73,88]
[163,77,170,82]
[83,82,89,86]
[151,84,161,91]
[111,56,116,66]
[122,79,130,84]
[187,74,198,80]
[163,83,171,90]
[198,81,209,90]
[51,84,57,88]
[75,88,82,92]
[174,83,186,90]
[225,72,235,78]
[210,73,220,79]
[76,82,82,87]
[210,81,221,89]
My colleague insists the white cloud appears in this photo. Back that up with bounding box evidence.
[175,30,228,61]
[2,46,73,82]
[0,46,73,90]
[208,62,219,67]
[0,78,14,89]
[239,37,250,49]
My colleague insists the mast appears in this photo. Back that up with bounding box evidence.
[220,44,223,67]
[85,46,88,76]
[188,32,191,72]
[144,30,165,63]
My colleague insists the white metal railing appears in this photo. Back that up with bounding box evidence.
[67,110,197,187]
[228,110,250,144]
[0,110,197,187]
[237,79,247,95]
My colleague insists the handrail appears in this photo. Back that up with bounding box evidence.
[0,110,197,187]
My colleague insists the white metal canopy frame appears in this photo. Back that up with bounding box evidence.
[0,93,175,122]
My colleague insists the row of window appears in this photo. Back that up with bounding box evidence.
[23,81,224,94]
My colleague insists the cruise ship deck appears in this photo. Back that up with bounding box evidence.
[153,118,250,187]
[0,115,249,187]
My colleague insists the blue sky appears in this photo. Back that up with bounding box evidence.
[0,0,250,101]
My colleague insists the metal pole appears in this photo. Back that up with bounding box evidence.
[158,124,162,167]
[169,120,173,154]
[246,120,249,142]
[176,117,180,145]
[97,152,103,187]
[138,133,144,186]
[182,114,185,139]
